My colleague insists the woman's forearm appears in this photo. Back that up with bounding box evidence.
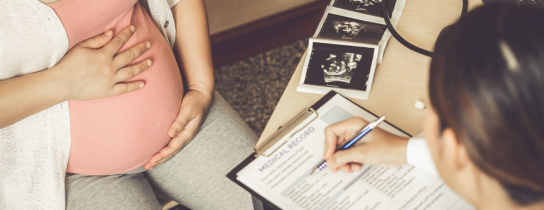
[171,0,215,99]
[0,26,152,129]
[0,66,69,128]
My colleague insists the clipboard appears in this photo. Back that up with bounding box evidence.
[226,91,412,210]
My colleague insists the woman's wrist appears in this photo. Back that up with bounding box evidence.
[393,135,410,165]
[186,83,214,101]
[46,64,74,102]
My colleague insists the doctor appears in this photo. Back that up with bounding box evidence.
[323,3,544,210]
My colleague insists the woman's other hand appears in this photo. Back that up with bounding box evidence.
[145,89,213,170]
[53,25,152,101]
[324,117,409,173]
[144,0,217,170]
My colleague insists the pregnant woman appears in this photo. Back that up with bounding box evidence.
[0,0,255,209]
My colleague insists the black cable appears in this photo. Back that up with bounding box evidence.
[381,0,468,57]
[461,0,468,18]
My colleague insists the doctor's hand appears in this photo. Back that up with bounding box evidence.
[145,89,213,170]
[324,117,410,173]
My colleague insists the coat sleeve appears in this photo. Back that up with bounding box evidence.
[406,133,438,175]
[167,0,180,8]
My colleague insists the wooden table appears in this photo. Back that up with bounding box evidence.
[257,0,483,146]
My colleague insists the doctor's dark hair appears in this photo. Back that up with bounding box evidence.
[429,3,544,206]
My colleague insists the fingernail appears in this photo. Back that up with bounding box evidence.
[104,30,112,36]
[146,60,152,67]
[140,82,144,88]
[130,25,135,32]
[146,41,151,49]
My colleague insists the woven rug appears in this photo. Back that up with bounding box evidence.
[215,39,308,136]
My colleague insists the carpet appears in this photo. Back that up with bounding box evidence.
[214,38,308,136]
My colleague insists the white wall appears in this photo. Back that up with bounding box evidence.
[205,0,317,35]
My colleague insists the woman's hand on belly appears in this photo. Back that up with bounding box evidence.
[144,89,213,170]
[54,25,152,101]
[0,25,154,129]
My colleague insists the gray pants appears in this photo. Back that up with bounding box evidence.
[65,92,257,210]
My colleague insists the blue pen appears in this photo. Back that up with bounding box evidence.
[310,116,386,175]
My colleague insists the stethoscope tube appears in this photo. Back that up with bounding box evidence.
[381,0,468,57]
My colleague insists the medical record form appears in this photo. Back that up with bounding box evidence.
[228,91,474,210]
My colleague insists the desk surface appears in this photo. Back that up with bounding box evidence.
[257,0,483,147]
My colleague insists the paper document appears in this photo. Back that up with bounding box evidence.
[236,94,474,210]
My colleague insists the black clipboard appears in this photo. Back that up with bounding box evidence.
[227,91,412,210]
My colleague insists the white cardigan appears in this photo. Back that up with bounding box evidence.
[0,0,179,209]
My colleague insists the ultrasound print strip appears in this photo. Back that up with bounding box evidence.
[330,0,398,18]
[316,13,386,45]
[303,41,375,92]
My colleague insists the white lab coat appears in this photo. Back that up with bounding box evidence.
[407,133,438,175]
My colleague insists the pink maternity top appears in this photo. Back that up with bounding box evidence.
[49,0,184,175]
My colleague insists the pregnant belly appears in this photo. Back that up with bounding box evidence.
[66,39,183,176]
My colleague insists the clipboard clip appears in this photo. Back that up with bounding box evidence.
[254,108,318,157]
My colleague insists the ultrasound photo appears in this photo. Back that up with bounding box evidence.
[316,14,387,45]
[303,41,376,91]
[330,0,397,17]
